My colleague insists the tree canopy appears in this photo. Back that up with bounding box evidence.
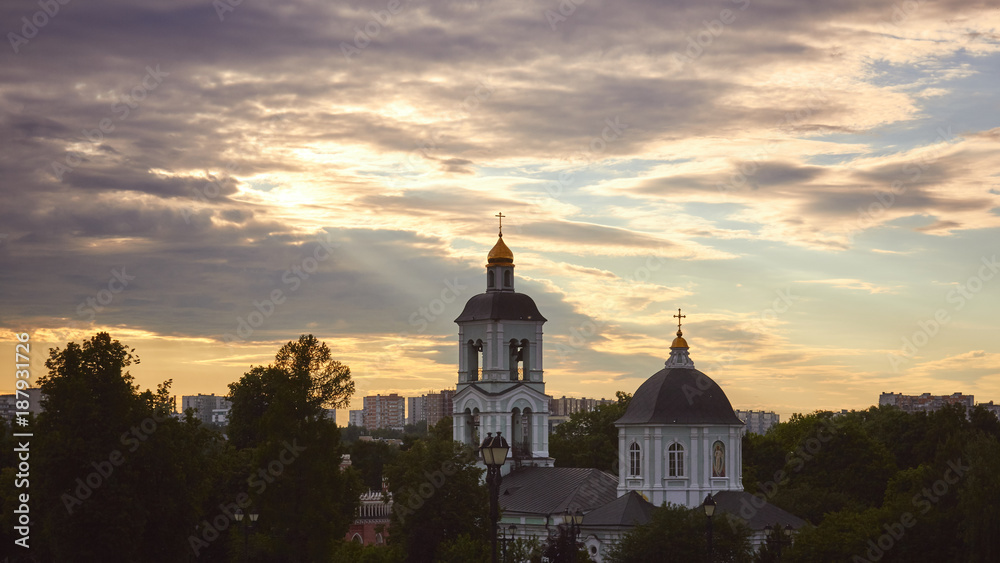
[550,391,631,473]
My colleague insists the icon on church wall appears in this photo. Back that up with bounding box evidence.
[712,441,726,477]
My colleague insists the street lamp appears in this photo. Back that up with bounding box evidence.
[500,523,518,561]
[564,508,584,563]
[234,507,259,562]
[764,523,794,561]
[703,494,716,563]
[481,432,511,563]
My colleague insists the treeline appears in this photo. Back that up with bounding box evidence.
[0,333,362,562]
[744,405,1000,562]
[0,332,534,563]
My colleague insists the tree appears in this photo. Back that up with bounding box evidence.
[550,392,631,473]
[28,333,218,562]
[543,523,593,563]
[350,439,400,491]
[227,334,353,449]
[224,334,361,562]
[606,503,753,563]
[383,417,489,563]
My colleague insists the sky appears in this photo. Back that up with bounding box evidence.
[1,0,999,426]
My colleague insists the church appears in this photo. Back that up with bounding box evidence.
[450,219,803,561]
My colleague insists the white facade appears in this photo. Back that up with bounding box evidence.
[452,233,552,473]
[615,338,745,508]
[617,423,744,507]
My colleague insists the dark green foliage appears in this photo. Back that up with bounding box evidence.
[22,333,220,562]
[605,503,754,563]
[542,524,594,563]
[744,411,896,523]
[331,540,406,562]
[383,417,489,563]
[225,334,361,562]
[350,439,400,491]
[550,391,631,473]
[741,406,1000,563]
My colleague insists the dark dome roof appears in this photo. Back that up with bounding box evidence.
[455,292,547,323]
[615,367,743,425]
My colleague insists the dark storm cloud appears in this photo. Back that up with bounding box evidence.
[1,0,996,347]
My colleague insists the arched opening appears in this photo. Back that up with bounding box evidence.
[465,407,481,447]
[521,407,532,456]
[519,339,530,380]
[511,407,522,457]
[509,339,529,381]
[375,533,384,545]
[487,270,495,288]
[467,339,483,381]
[352,534,363,544]
[508,339,520,381]
[503,269,512,288]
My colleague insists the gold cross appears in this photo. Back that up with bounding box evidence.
[496,212,505,236]
[673,308,686,332]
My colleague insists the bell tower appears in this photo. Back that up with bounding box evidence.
[453,214,553,472]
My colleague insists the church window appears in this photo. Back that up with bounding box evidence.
[629,442,641,477]
[503,269,512,287]
[488,271,495,288]
[668,442,685,477]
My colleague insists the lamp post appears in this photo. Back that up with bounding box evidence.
[703,494,716,563]
[234,507,259,563]
[764,523,794,561]
[564,508,584,563]
[481,432,511,563]
[500,523,517,561]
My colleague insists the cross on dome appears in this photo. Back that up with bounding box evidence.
[496,211,505,237]
[673,308,686,333]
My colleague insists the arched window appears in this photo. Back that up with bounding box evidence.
[503,269,512,287]
[629,442,641,477]
[468,340,483,381]
[351,533,363,544]
[375,533,384,545]
[488,271,495,288]
[668,442,685,477]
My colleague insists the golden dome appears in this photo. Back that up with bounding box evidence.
[487,235,514,266]
[671,329,689,348]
